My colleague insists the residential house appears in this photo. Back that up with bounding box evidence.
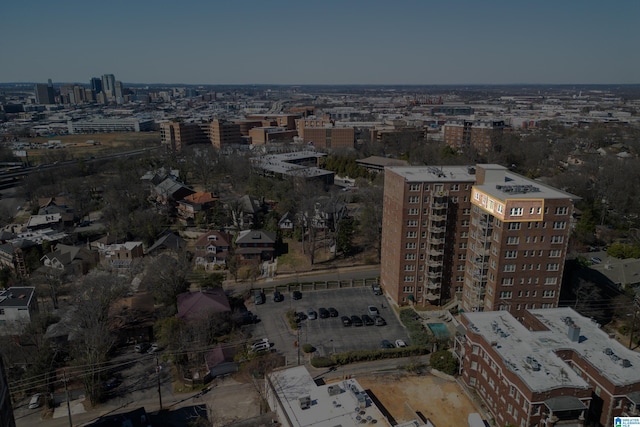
[230,195,266,230]
[145,231,186,256]
[193,231,231,270]
[38,197,75,227]
[0,287,38,335]
[205,344,238,379]
[305,198,347,231]
[278,212,294,231]
[26,213,62,231]
[152,176,195,206]
[40,244,98,277]
[235,229,276,265]
[108,292,155,345]
[176,289,231,322]
[177,191,219,222]
[99,242,144,269]
[90,234,118,251]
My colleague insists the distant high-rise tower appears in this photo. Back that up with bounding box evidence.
[34,81,55,104]
[90,77,102,95]
[114,81,124,104]
[101,74,116,101]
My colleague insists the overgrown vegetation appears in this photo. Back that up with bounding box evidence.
[429,350,458,376]
[399,309,434,346]
[330,346,429,365]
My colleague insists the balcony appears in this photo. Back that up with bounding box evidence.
[427,270,442,279]
[431,202,447,210]
[429,212,447,221]
[428,224,446,233]
[426,281,441,290]
[424,292,440,301]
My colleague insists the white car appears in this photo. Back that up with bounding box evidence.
[147,343,160,354]
[395,339,407,348]
[28,393,42,409]
[367,305,380,317]
[250,342,271,353]
[250,338,269,350]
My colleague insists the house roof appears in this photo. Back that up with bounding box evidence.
[194,231,230,249]
[238,195,262,214]
[0,287,35,308]
[145,231,186,255]
[205,343,236,370]
[177,289,231,321]
[182,191,218,205]
[154,177,195,200]
[27,213,62,228]
[236,229,276,245]
[41,244,81,266]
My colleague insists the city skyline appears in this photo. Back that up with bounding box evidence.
[1,0,639,85]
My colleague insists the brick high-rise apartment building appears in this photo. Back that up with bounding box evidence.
[381,166,477,306]
[381,164,576,315]
[463,164,575,319]
[443,119,506,154]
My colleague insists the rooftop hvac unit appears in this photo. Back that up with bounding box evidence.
[622,359,632,368]
[568,324,581,342]
[327,385,341,396]
[299,395,311,410]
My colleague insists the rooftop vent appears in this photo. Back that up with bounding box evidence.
[327,385,341,396]
[299,395,311,410]
[604,348,613,356]
[568,324,581,342]
[622,359,632,368]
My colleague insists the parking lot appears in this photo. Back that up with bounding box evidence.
[248,287,410,363]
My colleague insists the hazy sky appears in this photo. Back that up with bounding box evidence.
[2,0,638,85]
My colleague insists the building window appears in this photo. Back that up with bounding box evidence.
[469,377,476,386]
[508,222,521,230]
[458,253,466,261]
[463,208,471,215]
[406,231,417,238]
[507,236,519,245]
[405,253,416,260]
[503,264,516,272]
[471,361,478,370]
[407,220,418,227]
[461,220,469,227]
[406,242,416,249]
[0,309,4,315]
[402,286,414,292]
[457,265,465,271]
[459,242,467,249]
[409,196,420,203]
[505,250,518,259]
[404,265,415,271]
[547,263,560,271]
[460,231,468,238]
[543,290,555,298]
[510,207,523,216]
[409,184,420,191]
[451,184,459,191]
[502,277,514,285]
[500,291,512,299]
[456,276,464,282]
[424,184,430,191]
[551,235,564,244]
[549,249,561,258]
[544,277,557,285]
[403,276,415,282]
[451,196,458,203]
[553,221,566,230]
[555,206,568,215]
[472,345,479,354]
[408,208,419,215]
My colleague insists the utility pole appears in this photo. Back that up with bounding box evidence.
[155,355,163,410]
[63,370,72,427]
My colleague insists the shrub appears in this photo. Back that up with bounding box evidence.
[399,308,433,346]
[285,310,299,330]
[310,356,335,368]
[430,350,458,375]
[331,346,429,365]
[302,344,315,353]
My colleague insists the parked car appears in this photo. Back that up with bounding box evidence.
[134,342,150,353]
[341,315,352,327]
[292,290,302,300]
[351,315,363,327]
[374,316,386,326]
[28,393,43,409]
[318,308,330,319]
[250,342,270,353]
[307,308,317,320]
[372,284,382,295]
[250,338,269,351]
[254,290,265,305]
[103,377,121,391]
[381,340,395,349]
[395,339,407,348]
[367,305,380,316]
[590,257,602,264]
[147,343,160,354]
[273,291,284,302]
[328,307,339,317]
[361,314,375,326]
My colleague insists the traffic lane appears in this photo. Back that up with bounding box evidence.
[251,288,410,358]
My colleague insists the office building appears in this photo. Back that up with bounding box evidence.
[380,164,576,314]
[462,164,575,318]
[160,121,210,152]
[301,126,355,149]
[90,77,102,95]
[456,308,640,427]
[101,74,116,101]
[114,81,124,104]
[210,119,242,148]
[0,356,16,427]
[34,82,55,104]
[381,166,477,306]
[67,118,154,134]
[443,119,507,154]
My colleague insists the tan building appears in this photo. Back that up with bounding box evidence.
[381,166,477,306]
[462,164,576,319]
[248,127,297,145]
[210,119,242,148]
[456,308,640,427]
[302,127,355,149]
[245,114,299,130]
[443,119,506,154]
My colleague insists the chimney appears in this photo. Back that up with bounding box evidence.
[568,324,580,342]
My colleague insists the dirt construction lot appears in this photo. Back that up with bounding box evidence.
[357,373,481,426]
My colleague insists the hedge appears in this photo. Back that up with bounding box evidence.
[310,357,336,368]
[330,346,429,365]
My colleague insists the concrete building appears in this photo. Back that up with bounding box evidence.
[456,308,640,427]
[67,118,154,134]
[101,74,116,101]
[381,166,477,306]
[443,119,507,154]
[380,164,576,314]
[267,365,425,427]
[248,126,297,144]
[462,164,576,319]
[250,151,334,186]
[0,287,38,335]
[210,119,242,148]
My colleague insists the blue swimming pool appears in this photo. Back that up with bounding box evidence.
[427,322,451,339]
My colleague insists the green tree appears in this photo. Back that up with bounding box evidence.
[607,242,640,259]
[335,217,355,257]
[430,350,458,375]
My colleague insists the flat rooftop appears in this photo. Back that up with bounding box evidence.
[386,165,477,182]
[463,307,640,392]
[475,164,578,201]
[269,365,392,427]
